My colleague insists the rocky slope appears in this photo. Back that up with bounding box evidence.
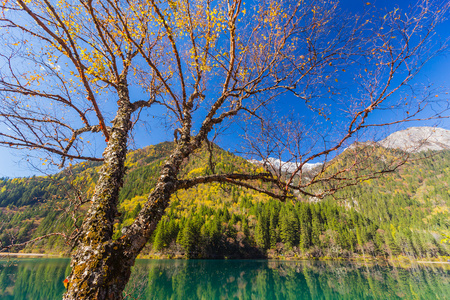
[378,127,450,153]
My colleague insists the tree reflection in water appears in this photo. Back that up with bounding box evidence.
[125,260,450,300]
[0,259,448,299]
[0,258,69,300]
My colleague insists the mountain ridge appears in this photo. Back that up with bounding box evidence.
[249,126,450,174]
[378,126,450,152]
[0,127,449,260]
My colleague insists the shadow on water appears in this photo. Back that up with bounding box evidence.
[0,258,449,299]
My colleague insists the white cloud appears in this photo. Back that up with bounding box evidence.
[40,61,61,72]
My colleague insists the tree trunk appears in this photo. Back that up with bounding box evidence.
[63,179,176,299]
[63,157,184,299]
[63,116,190,298]
[63,75,194,298]
[63,82,136,299]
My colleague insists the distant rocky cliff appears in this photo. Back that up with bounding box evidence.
[378,127,450,153]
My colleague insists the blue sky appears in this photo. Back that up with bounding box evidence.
[0,0,449,178]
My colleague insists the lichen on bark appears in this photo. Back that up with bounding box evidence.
[63,84,135,299]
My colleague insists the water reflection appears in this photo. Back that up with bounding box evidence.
[0,258,448,299]
[0,258,69,300]
[126,260,450,300]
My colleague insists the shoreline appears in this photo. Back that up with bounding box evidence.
[0,253,60,257]
[1,253,449,264]
[416,261,449,264]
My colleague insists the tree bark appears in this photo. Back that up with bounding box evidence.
[63,82,135,299]
[63,178,177,299]
[63,92,192,298]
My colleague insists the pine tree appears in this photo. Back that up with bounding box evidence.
[242,217,250,240]
[311,210,322,247]
[269,209,278,249]
[298,205,312,250]
[209,215,222,249]
[255,213,269,249]
[153,220,167,251]
[385,232,400,256]
[179,219,197,257]
[279,207,298,249]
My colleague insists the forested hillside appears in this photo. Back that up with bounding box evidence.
[0,142,449,260]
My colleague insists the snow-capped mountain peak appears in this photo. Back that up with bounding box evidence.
[248,157,322,174]
[378,127,450,153]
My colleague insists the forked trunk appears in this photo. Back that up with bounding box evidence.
[63,160,181,299]
[62,180,175,299]
[63,76,193,297]
[63,119,187,298]
[62,86,137,298]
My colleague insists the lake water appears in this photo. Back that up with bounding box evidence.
[0,258,449,299]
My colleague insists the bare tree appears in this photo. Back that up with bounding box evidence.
[0,0,448,298]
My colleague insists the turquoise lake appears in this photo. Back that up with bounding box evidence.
[0,258,449,299]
